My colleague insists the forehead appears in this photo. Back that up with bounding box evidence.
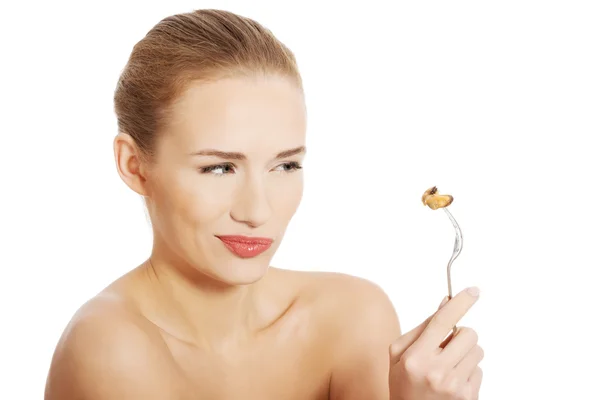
[164,75,307,153]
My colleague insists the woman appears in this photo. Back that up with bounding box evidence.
[45,9,483,400]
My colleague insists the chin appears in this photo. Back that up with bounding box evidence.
[203,256,272,287]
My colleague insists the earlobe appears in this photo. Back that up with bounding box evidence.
[113,133,149,196]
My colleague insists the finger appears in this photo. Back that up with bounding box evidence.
[435,297,454,349]
[439,296,449,309]
[418,287,480,349]
[440,327,479,367]
[389,296,448,362]
[389,315,432,363]
[466,366,483,398]
[453,345,484,382]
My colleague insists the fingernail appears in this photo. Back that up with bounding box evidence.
[438,296,449,309]
[467,286,480,297]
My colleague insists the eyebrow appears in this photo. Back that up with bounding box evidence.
[190,146,306,160]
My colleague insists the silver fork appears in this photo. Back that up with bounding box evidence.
[443,207,463,335]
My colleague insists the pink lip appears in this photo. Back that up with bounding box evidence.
[216,235,273,258]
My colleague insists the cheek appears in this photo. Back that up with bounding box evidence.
[154,171,236,224]
[268,176,304,216]
[178,178,238,222]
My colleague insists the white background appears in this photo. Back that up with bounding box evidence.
[1,1,599,399]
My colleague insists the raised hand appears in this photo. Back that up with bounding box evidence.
[388,287,484,400]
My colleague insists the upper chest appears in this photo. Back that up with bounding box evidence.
[160,308,335,399]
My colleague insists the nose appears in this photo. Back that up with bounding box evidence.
[229,174,272,228]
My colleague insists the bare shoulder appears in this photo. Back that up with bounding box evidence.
[45,293,185,400]
[278,269,401,400]
[280,268,400,330]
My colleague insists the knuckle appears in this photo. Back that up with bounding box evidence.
[425,369,446,390]
[476,345,485,361]
[399,351,424,376]
[443,376,461,394]
[459,326,479,343]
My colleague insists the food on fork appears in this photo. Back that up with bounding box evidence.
[422,185,462,335]
[422,186,454,210]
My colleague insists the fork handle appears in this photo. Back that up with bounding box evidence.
[447,291,458,336]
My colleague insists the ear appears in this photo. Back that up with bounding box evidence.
[113,132,151,197]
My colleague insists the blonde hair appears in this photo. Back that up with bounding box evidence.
[114,9,302,159]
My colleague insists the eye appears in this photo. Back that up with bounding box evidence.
[273,161,303,173]
[199,163,236,176]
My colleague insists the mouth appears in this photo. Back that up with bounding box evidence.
[216,235,274,259]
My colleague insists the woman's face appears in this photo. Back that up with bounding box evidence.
[142,74,306,285]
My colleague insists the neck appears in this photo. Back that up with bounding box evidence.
[137,251,268,348]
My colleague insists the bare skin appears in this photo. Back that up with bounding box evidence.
[46,265,401,399]
[45,74,483,399]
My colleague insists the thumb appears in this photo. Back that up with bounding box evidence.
[389,296,449,363]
